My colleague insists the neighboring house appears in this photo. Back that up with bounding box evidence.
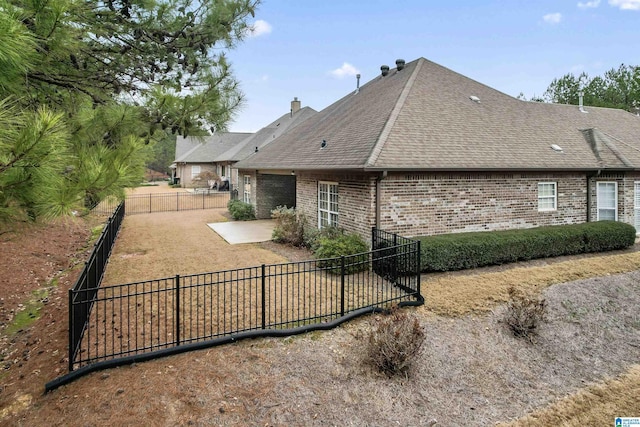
[172,132,251,188]
[171,98,316,191]
[235,57,640,240]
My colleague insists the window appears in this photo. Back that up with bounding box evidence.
[191,165,201,179]
[220,164,226,177]
[243,175,251,204]
[634,182,640,232]
[597,182,617,221]
[538,182,557,211]
[318,182,338,229]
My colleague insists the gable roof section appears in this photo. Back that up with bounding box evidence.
[236,57,640,172]
[174,132,251,163]
[215,106,317,162]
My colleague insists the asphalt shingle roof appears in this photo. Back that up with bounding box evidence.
[174,132,252,163]
[235,57,640,172]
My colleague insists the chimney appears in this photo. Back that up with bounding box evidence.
[355,73,361,94]
[380,65,390,77]
[395,59,405,71]
[290,97,301,116]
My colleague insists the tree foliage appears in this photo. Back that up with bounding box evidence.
[0,0,258,225]
[543,64,640,112]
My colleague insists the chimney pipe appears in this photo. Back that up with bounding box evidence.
[395,59,405,71]
[355,73,361,93]
[380,65,390,77]
[578,91,585,113]
[290,97,301,116]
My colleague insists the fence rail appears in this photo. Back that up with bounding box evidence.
[69,202,125,370]
[69,233,422,370]
[93,190,231,215]
[47,208,422,391]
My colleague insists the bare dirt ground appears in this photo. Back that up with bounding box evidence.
[1,204,639,426]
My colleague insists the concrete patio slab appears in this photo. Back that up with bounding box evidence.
[207,220,275,244]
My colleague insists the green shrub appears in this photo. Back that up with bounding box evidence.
[314,230,369,274]
[419,221,636,272]
[227,199,255,221]
[366,308,426,376]
[271,206,306,246]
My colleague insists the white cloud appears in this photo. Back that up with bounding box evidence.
[543,12,563,24]
[247,20,272,37]
[577,0,601,8]
[609,0,640,10]
[330,62,360,79]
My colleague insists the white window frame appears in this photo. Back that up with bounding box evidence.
[537,182,557,212]
[191,165,201,179]
[243,175,251,204]
[318,181,339,229]
[596,181,618,221]
[634,181,640,232]
[219,164,226,178]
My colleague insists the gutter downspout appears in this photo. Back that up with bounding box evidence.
[586,169,602,222]
[375,171,387,228]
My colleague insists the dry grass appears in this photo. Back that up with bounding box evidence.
[421,251,640,316]
[3,204,640,426]
[501,365,640,427]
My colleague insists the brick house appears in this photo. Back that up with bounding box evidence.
[235,57,640,239]
[171,99,316,191]
[171,132,251,188]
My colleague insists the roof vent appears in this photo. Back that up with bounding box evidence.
[469,95,481,103]
[355,73,361,94]
[578,91,587,113]
[395,59,405,71]
[380,65,390,77]
[551,144,563,152]
[321,139,327,149]
[255,146,259,153]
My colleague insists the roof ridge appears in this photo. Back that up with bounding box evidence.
[365,58,424,167]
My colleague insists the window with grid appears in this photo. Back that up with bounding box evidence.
[191,165,201,179]
[243,175,251,204]
[538,182,557,211]
[597,182,617,221]
[318,182,338,229]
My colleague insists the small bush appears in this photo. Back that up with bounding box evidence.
[314,231,369,274]
[307,225,343,252]
[367,308,426,376]
[271,206,306,246]
[502,286,546,342]
[227,199,255,221]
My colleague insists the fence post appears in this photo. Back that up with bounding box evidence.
[202,190,205,210]
[176,192,179,211]
[261,264,266,329]
[68,289,74,371]
[175,274,181,346]
[340,256,345,317]
[415,240,421,298]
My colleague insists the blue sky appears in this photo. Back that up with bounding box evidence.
[226,0,639,132]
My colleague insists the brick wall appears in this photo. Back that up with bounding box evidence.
[379,172,588,236]
[255,173,296,219]
[176,163,216,187]
[296,172,376,241]
[381,173,587,236]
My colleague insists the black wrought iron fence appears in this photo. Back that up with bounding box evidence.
[93,190,231,215]
[46,227,422,391]
[68,202,125,369]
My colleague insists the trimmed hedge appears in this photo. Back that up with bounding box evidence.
[419,221,636,272]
